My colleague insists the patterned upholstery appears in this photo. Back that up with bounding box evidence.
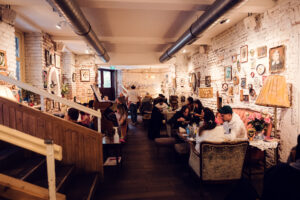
[189,141,248,182]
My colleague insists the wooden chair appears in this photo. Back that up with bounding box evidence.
[189,141,248,183]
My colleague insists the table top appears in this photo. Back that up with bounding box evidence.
[249,138,279,151]
[102,135,121,145]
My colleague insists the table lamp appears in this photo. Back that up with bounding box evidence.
[255,75,290,138]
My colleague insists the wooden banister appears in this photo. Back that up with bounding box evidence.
[0,124,62,160]
[0,96,103,175]
[0,74,101,118]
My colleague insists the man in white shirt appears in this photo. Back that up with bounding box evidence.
[218,105,248,141]
[155,98,168,113]
[127,85,140,124]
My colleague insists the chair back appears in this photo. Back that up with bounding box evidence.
[200,141,248,182]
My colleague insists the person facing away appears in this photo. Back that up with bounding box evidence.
[261,134,300,200]
[168,105,191,129]
[66,108,88,128]
[116,104,128,142]
[195,107,225,153]
[186,96,194,111]
[192,99,204,124]
[116,96,128,112]
[155,97,168,113]
[218,105,247,141]
[126,85,140,124]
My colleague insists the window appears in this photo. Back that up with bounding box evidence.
[15,31,24,81]
[103,71,111,88]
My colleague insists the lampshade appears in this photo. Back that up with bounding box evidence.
[255,75,290,108]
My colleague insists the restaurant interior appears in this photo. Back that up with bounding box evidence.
[0,0,300,199]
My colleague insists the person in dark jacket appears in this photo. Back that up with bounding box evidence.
[192,99,204,124]
[168,105,191,129]
[261,134,300,200]
[148,106,164,140]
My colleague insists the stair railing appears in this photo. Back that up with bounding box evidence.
[0,74,102,133]
[0,124,62,200]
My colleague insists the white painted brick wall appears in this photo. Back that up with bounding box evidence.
[24,32,43,88]
[174,0,300,161]
[62,51,76,99]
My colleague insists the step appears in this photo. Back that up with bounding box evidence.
[1,156,45,180]
[31,164,75,193]
[64,172,99,200]
[0,146,22,171]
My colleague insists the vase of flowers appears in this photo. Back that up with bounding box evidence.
[247,113,271,140]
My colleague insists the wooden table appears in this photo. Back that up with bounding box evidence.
[102,136,122,167]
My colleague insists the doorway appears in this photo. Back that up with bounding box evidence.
[98,69,115,100]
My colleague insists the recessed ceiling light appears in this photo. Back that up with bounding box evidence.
[85,49,89,54]
[56,24,62,29]
[220,19,230,24]
[183,49,186,53]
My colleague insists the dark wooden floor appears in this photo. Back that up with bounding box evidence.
[95,117,263,200]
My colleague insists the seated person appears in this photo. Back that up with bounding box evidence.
[116,96,128,112]
[116,104,128,142]
[155,97,168,113]
[218,105,247,140]
[261,135,300,200]
[79,103,92,127]
[103,102,118,127]
[168,105,191,129]
[66,108,88,128]
[186,96,194,111]
[195,108,225,153]
[192,99,204,124]
[140,93,153,114]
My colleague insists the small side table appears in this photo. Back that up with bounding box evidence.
[102,136,122,167]
[244,139,279,179]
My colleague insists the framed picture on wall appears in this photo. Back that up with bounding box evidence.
[0,50,7,70]
[241,78,246,88]
[269,45,285,73]
[205,76,211,87]
[72,73,76,82]
[240,45,248,63]
[55,54,61,68]
[257,46,267,58]
[224,66,232,81]
[80,69,90,82]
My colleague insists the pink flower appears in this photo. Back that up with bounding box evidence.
[264,117,271,124]
[255,113,262,120]
[248,114,255,121]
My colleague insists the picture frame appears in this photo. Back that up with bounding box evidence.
[42,70,48,89]
[205,76,211,87]
[257,46,267,58]
[269,45,285,73]
[55,54,61,68]
[0,50,7,70]
[243,95,249,102]
[228,86,234,96]
[240,45,248,63]
[199,88,213,98]
[224,66,232,81]
[45,49,50,67]
[80,69,90,82]
[72,73,76,82]
[241,78,246,88]
[233,75,239,85]
[232,54,237,63]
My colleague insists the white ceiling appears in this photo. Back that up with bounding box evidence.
[1,0,282,65]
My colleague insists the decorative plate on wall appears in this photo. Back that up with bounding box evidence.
[222,83,228,91]
[256,64,266,75]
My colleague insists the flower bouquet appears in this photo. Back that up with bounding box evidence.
[247,113,271,140]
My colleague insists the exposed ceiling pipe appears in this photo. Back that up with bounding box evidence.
[159,0,244,63]
[46,0,110,63]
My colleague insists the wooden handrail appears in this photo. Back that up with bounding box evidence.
[0,74,101,118]
[0,124,62,160]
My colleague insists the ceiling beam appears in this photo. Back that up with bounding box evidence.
[52,35,178,45]
[78,0,212,11]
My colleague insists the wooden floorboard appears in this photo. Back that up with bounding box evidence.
[95,116,263,200]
